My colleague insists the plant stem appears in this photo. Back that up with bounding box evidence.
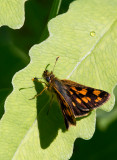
[39,0,62,43]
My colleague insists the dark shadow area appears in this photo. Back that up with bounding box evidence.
[59,0,75,14]
[33,80,66,149]
[0,88,12,119]
[70,119,117,160]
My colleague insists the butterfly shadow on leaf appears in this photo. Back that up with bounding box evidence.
[33,80,66,149]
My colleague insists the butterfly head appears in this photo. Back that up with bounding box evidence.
[43,57,59,83]
[43,70,55,83]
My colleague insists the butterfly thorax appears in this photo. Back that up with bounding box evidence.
[43,70,65,93]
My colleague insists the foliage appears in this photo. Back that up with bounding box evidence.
[0,0,117,160]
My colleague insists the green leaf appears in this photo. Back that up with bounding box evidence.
[0,0,117,159]
[0,0,26,29]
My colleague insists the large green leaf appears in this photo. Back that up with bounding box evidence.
[0,0,117,159]
[0,0,26,29]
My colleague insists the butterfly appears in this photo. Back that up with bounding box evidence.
[31,57,110,129]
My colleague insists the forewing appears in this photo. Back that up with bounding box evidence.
[59,98,76,129]
[52,84,76,129]
[61,80,110,117]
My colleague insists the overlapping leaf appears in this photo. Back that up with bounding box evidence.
[0,0,26,28]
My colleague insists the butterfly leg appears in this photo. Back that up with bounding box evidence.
[29,86,48,100]
[19,86,35,91]
[32,77,48,85]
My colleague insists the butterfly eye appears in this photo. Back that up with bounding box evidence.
[46,77,50,82]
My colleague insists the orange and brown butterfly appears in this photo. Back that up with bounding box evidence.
[31,57,110,130]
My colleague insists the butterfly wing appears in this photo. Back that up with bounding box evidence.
[58,96,76,129]
[51,80,76,129]
[51,78,110,129]
[61,79,110,117]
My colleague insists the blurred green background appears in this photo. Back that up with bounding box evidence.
[0,0,117,159]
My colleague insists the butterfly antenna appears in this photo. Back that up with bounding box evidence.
[52,56,59,73]
[45,64,50,70]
